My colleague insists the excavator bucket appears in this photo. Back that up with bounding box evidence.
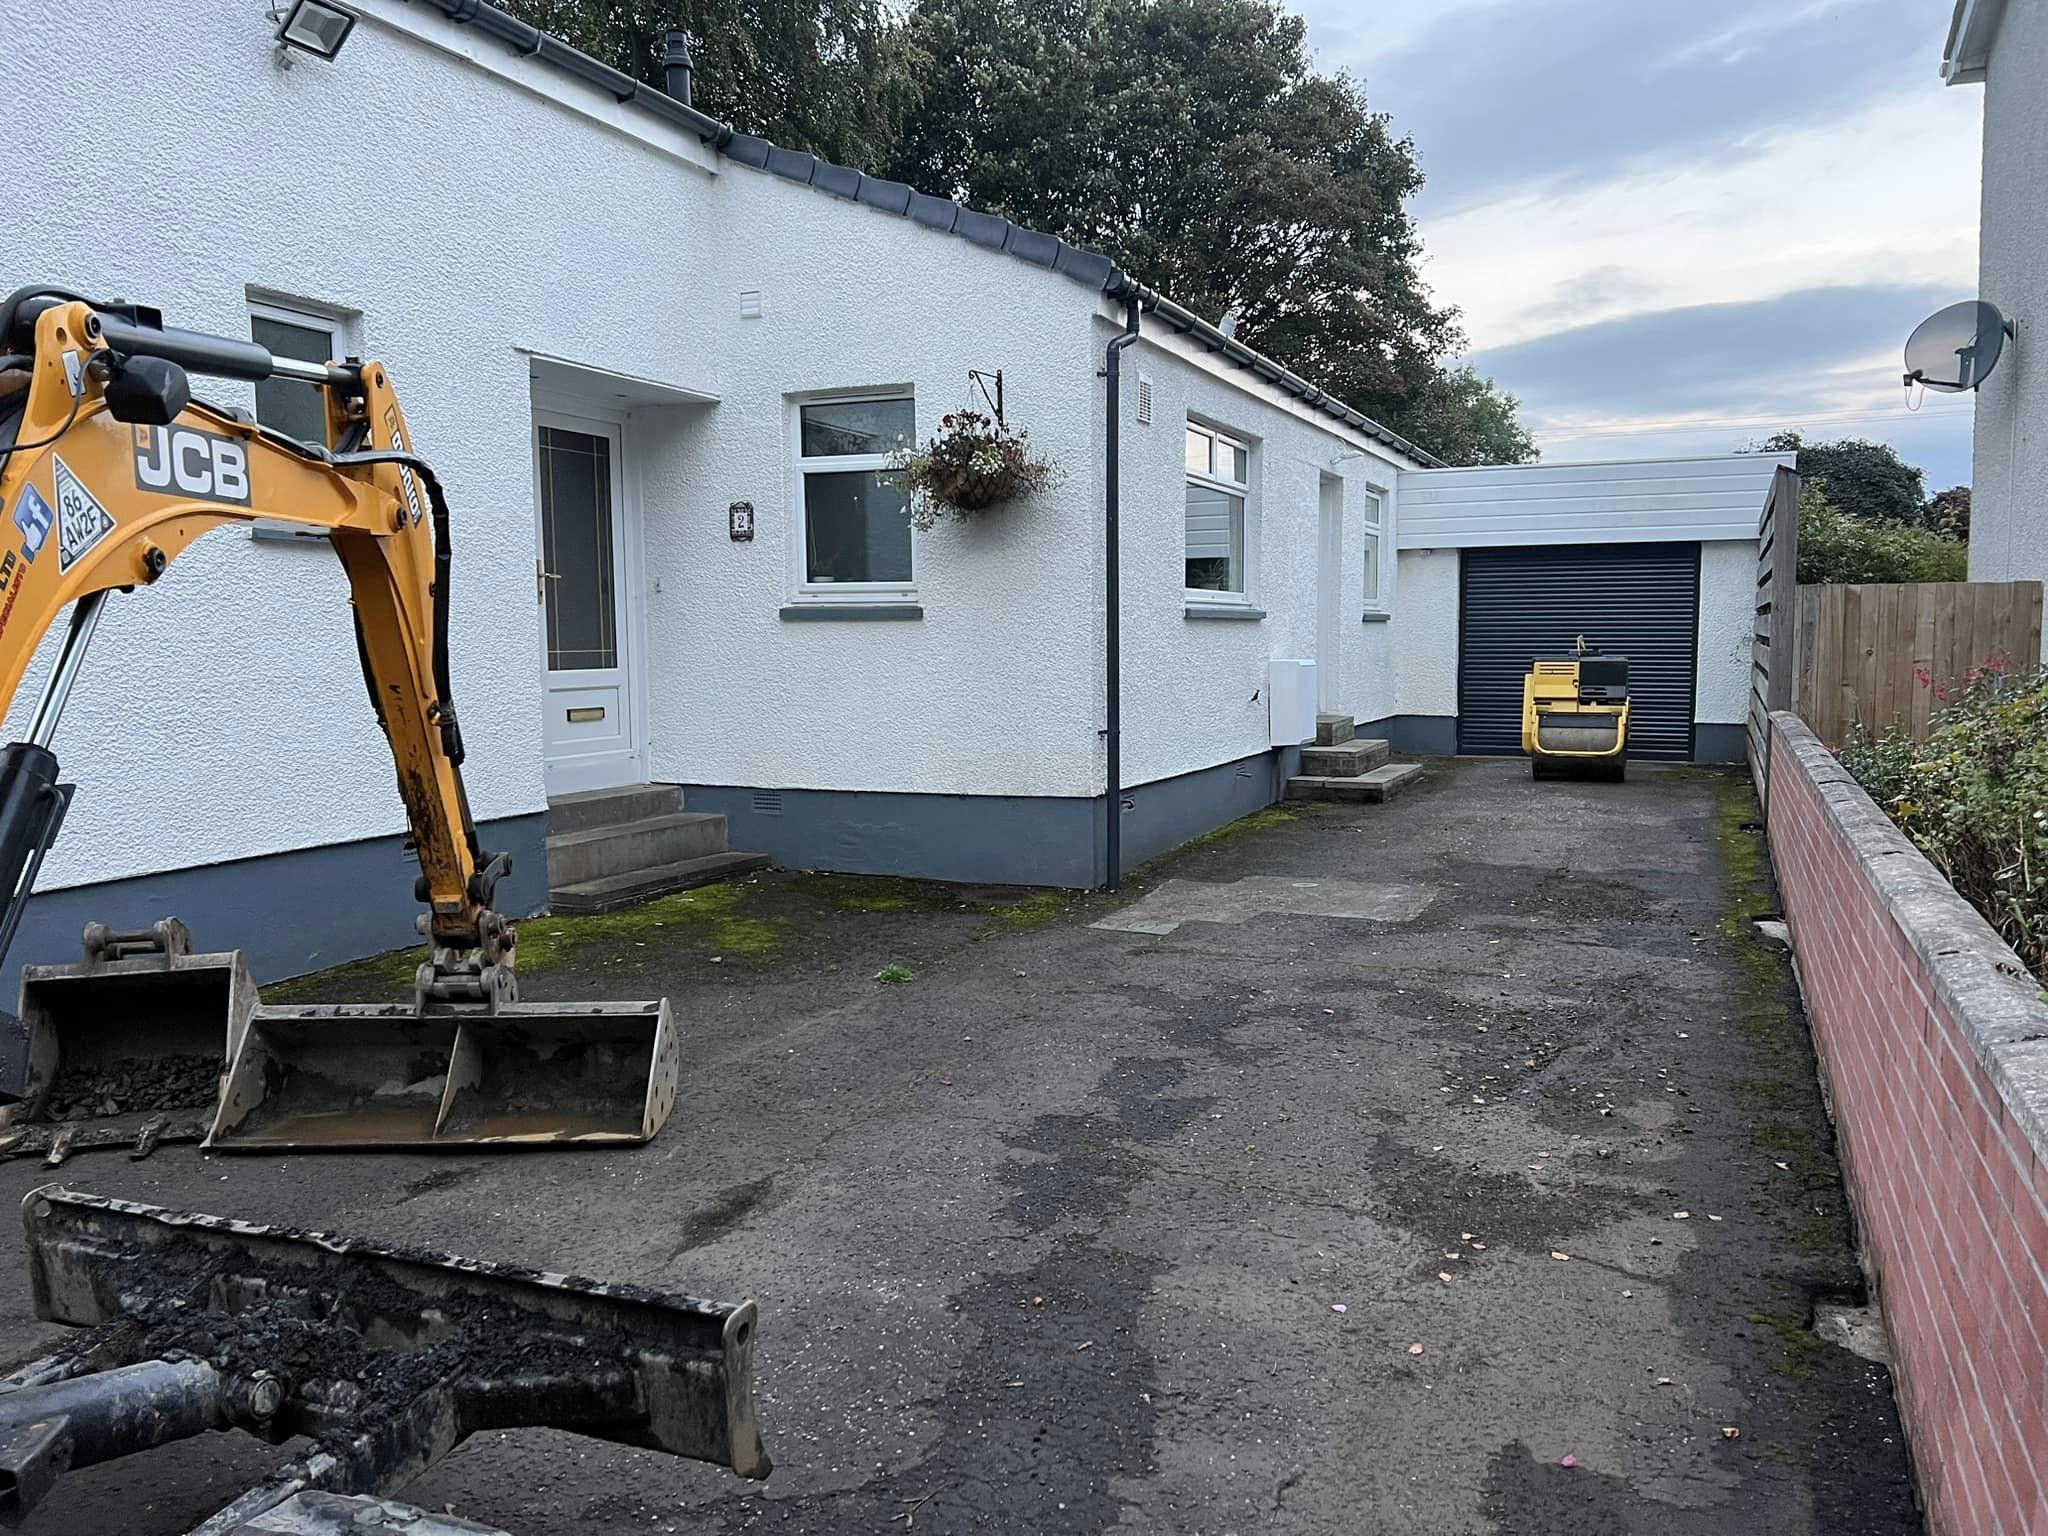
[207,998,678,1150]
[0,920,251,1151]
[4,1185,766,1528]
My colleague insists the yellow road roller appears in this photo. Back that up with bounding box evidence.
[1522,639,1629,781]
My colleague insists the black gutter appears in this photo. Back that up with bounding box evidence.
[1101,297,1141,891]
[419,1,731,147]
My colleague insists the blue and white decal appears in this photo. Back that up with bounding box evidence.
[11,481,53,563]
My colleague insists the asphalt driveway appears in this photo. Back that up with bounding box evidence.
[0,758,1918,1534]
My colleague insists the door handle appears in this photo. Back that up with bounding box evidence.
[536,561,562,603]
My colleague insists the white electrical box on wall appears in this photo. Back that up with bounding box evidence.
[1267,659,1317,746]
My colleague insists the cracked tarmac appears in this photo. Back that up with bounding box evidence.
[0,758,1918,1534]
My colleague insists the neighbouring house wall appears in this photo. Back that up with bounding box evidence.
[1969,0,2048,590]
[1098,316,1415,791]
[1768,713,2048,1536]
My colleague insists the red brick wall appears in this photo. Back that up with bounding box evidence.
[1768,714,2048,1536]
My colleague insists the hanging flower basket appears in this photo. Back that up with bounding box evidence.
[887,409,1062,531]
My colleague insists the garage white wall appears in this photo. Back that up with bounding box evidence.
[1391,551,1461,719]
[1096,319,1416,789]
[1398,455,1789,548]
[1695,540,1756,726]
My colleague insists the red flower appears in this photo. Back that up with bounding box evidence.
[1986,651,2009,673]
[1914,666,1931,688]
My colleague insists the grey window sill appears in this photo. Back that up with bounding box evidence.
[1184,604,1266,621]
[1361,610,1391,623]
[779,603,924,622]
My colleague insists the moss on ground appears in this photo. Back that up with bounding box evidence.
[1185,806,1298,850]
[1745,1305,1834,1381]
[801,875,981,914]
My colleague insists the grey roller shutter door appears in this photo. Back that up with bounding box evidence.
[1457,543,1701,761]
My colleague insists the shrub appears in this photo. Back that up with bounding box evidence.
[1797,486,1968,584]
[1838,659,2048,981]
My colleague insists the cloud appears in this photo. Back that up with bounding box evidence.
[1304,0,1937,213]
[1467,283,1978,483]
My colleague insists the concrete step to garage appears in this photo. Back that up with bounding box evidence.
[1301,738,1390,777]
[1315,713,1355,747]
[1285,762,1425,804]
[545,784,769,909]
[550,850,773,915]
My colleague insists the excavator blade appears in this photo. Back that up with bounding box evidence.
[9,1184,767,1528]
[206,999,678,1150]
[0,921,252,1151]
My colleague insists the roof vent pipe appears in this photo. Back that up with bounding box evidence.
[663,29,695,106]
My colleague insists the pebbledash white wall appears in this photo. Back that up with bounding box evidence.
[1093,317,1415,789]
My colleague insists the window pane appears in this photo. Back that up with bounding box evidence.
[1362,529,1381,604]
[252,314,335,445]
[538,426,618,671]
[1185,483,1242,592]
[1223,441,1248,483]
[1361,490,1383,528]
[1185,427,1210,475]
[801,398,914,458]
[805,470,912,583]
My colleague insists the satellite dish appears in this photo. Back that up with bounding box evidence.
[1904,299,2010,392]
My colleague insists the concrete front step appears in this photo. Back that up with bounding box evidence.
[546,810,730,887]
[1315,713,1355,747]
[550,850,772,915]
[1301,737,1390,777]
[1284,762,1425,804]
[546,783,684,836]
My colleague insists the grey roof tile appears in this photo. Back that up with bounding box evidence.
[854,177,915,215]
[766,146,818,183]
[906,192,962,231]
[953,209,1011,251]
[812,161,863,199]
[1004,226,1061,267]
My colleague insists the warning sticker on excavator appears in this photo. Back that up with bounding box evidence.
[53,456,116,573]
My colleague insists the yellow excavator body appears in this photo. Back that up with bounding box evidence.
[0,287,676,1153]
[1522,641,1630,782]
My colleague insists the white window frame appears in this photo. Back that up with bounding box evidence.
[1360,484,1390,615]
[1184,419,1252,603]
[788,389,917,603]
[245,294,357,544]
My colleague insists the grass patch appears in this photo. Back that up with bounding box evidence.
[802,875,979,914]
[876,962,916,983]
[1745,1306,1832,1381]
[987,889,1074,929]
[1185,806,1298,851]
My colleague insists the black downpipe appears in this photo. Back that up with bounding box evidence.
[1102,298,1141,891]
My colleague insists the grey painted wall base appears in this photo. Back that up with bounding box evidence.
[1358,715,1459,756]
[1693,722,1747,764]
[3,812,548,1004]
[685,746,1296,890]
[1360,713,1744,764]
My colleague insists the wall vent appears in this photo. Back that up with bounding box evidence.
[739,289,764,319]
[751,789,784,815]
[1135,374,1153,425]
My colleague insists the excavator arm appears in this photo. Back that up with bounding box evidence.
[0,292,505,981]
[0,288,678,1151]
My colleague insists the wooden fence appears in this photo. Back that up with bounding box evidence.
[1747,466,1800,808]
[1788,580,2043,748]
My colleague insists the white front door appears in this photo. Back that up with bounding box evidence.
[1316,475,1344,713]
[534,411,639,795]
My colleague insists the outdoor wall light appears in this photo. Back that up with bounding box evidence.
[272,0,358,63]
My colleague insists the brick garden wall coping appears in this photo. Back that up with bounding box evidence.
[1770,712,2048,1149]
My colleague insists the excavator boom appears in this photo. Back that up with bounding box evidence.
[0,286,678,1149]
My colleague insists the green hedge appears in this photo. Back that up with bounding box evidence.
[1839,661,2048,983]
[1798,486,1968,585]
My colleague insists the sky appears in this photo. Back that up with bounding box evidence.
[1297,0,1984,488]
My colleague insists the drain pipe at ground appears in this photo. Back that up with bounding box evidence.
[1102,294,1142,890]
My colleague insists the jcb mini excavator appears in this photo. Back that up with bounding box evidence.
[1522,637,1630,781]
[0,285,677,1150]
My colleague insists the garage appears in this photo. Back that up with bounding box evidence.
[1456,542,1702,760]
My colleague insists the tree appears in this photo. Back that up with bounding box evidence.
[1925,484,1972,542]
[1797,486,1967,584]
[884,0,1485,455]
[1754,431,1926,526]
[497,0,921,169]
[1403,366,1538,466]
